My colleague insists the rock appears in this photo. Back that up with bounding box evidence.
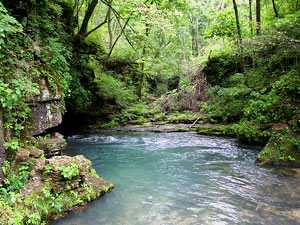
[196,125,226,136]
[51,132,64,139]
[30,101,63,135]
[28,136,38,145]
[292,168,300,178]
[2,152,115,224]
[47,155,92,176]
[35,78,62,102]
[51,212,68,221]
[256,204,272,217]
[71,204,89,215]
[257,128,300,164]
[85,175,115,192]
[46,155,93,192]
[28,147,44,158]
[34,159,46,172]
[28,78,64,135]
[30,169,36,177]
[38,136,67,157]
[15,148,30,162]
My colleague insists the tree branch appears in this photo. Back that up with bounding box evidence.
[112,10,138,53]
[84,12,109,37]
[108,13,132,58]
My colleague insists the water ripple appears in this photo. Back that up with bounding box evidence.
[54,132,300,225]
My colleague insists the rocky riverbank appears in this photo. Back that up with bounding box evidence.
[0,132,115,225]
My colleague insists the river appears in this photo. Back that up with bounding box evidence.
[52,132,300,225]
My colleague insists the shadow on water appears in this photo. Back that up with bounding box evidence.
[52,132,300,225]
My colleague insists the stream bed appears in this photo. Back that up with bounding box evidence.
[52,132,300,225]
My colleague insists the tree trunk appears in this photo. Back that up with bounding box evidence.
[217,0,224,11]
[272,0,279,18]
[189,13,198,57]
[0,110,5,183]
[249,0,253,36]
[78,0,99,37]
[195,17,199,56]
[108,14,132,57]
[256,0,261,35]
[232,0,242,45]
[232,0,245,71]
[218,0,224,49]
[107,0,113,49]
[138,19,151,99]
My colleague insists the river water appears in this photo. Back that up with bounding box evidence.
[52,132,300,225]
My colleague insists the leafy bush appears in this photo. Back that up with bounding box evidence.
[232,121,271,144]
[243,90,282,123]
[0,2,22,48]
[201,84,252,123]
[94,71,138,107]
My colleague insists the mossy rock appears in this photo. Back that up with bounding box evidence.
[175,127,190,132]
[142,123,154,128]
[257,128,300,164]
[38,137,67,157]
[196,125,226,136]
[0,154,115,225]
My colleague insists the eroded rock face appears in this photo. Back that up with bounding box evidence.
[29,78,63,135]
[30,101,63,135]
[43,155,115,201]
[38,136,67,158]
[45,155,93,192]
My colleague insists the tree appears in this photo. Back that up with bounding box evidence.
[107,0,113,49]
[232,0,242,45]
[78,0,99,37]
[0,110,5,183]
[272,0,279,18]
[249,0,253,36]
[256,0,261,35]
[76,0,108,39]
[189,13,200,56]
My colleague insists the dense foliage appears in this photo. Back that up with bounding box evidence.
[0,0,300,223]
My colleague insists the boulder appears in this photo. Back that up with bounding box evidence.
[257,127,300,164]
[46,155,92,192]
[28,147,44,158]
[15,148,30,162]
[38,136,67,157]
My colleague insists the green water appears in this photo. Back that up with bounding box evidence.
[52,132,300,225]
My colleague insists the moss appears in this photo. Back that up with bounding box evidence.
[258,128,300,164]
[0,154,115,225]
[175,128,189,132]
[196,125,227,136]
[142,123,154,128]
[166,112,200,124]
